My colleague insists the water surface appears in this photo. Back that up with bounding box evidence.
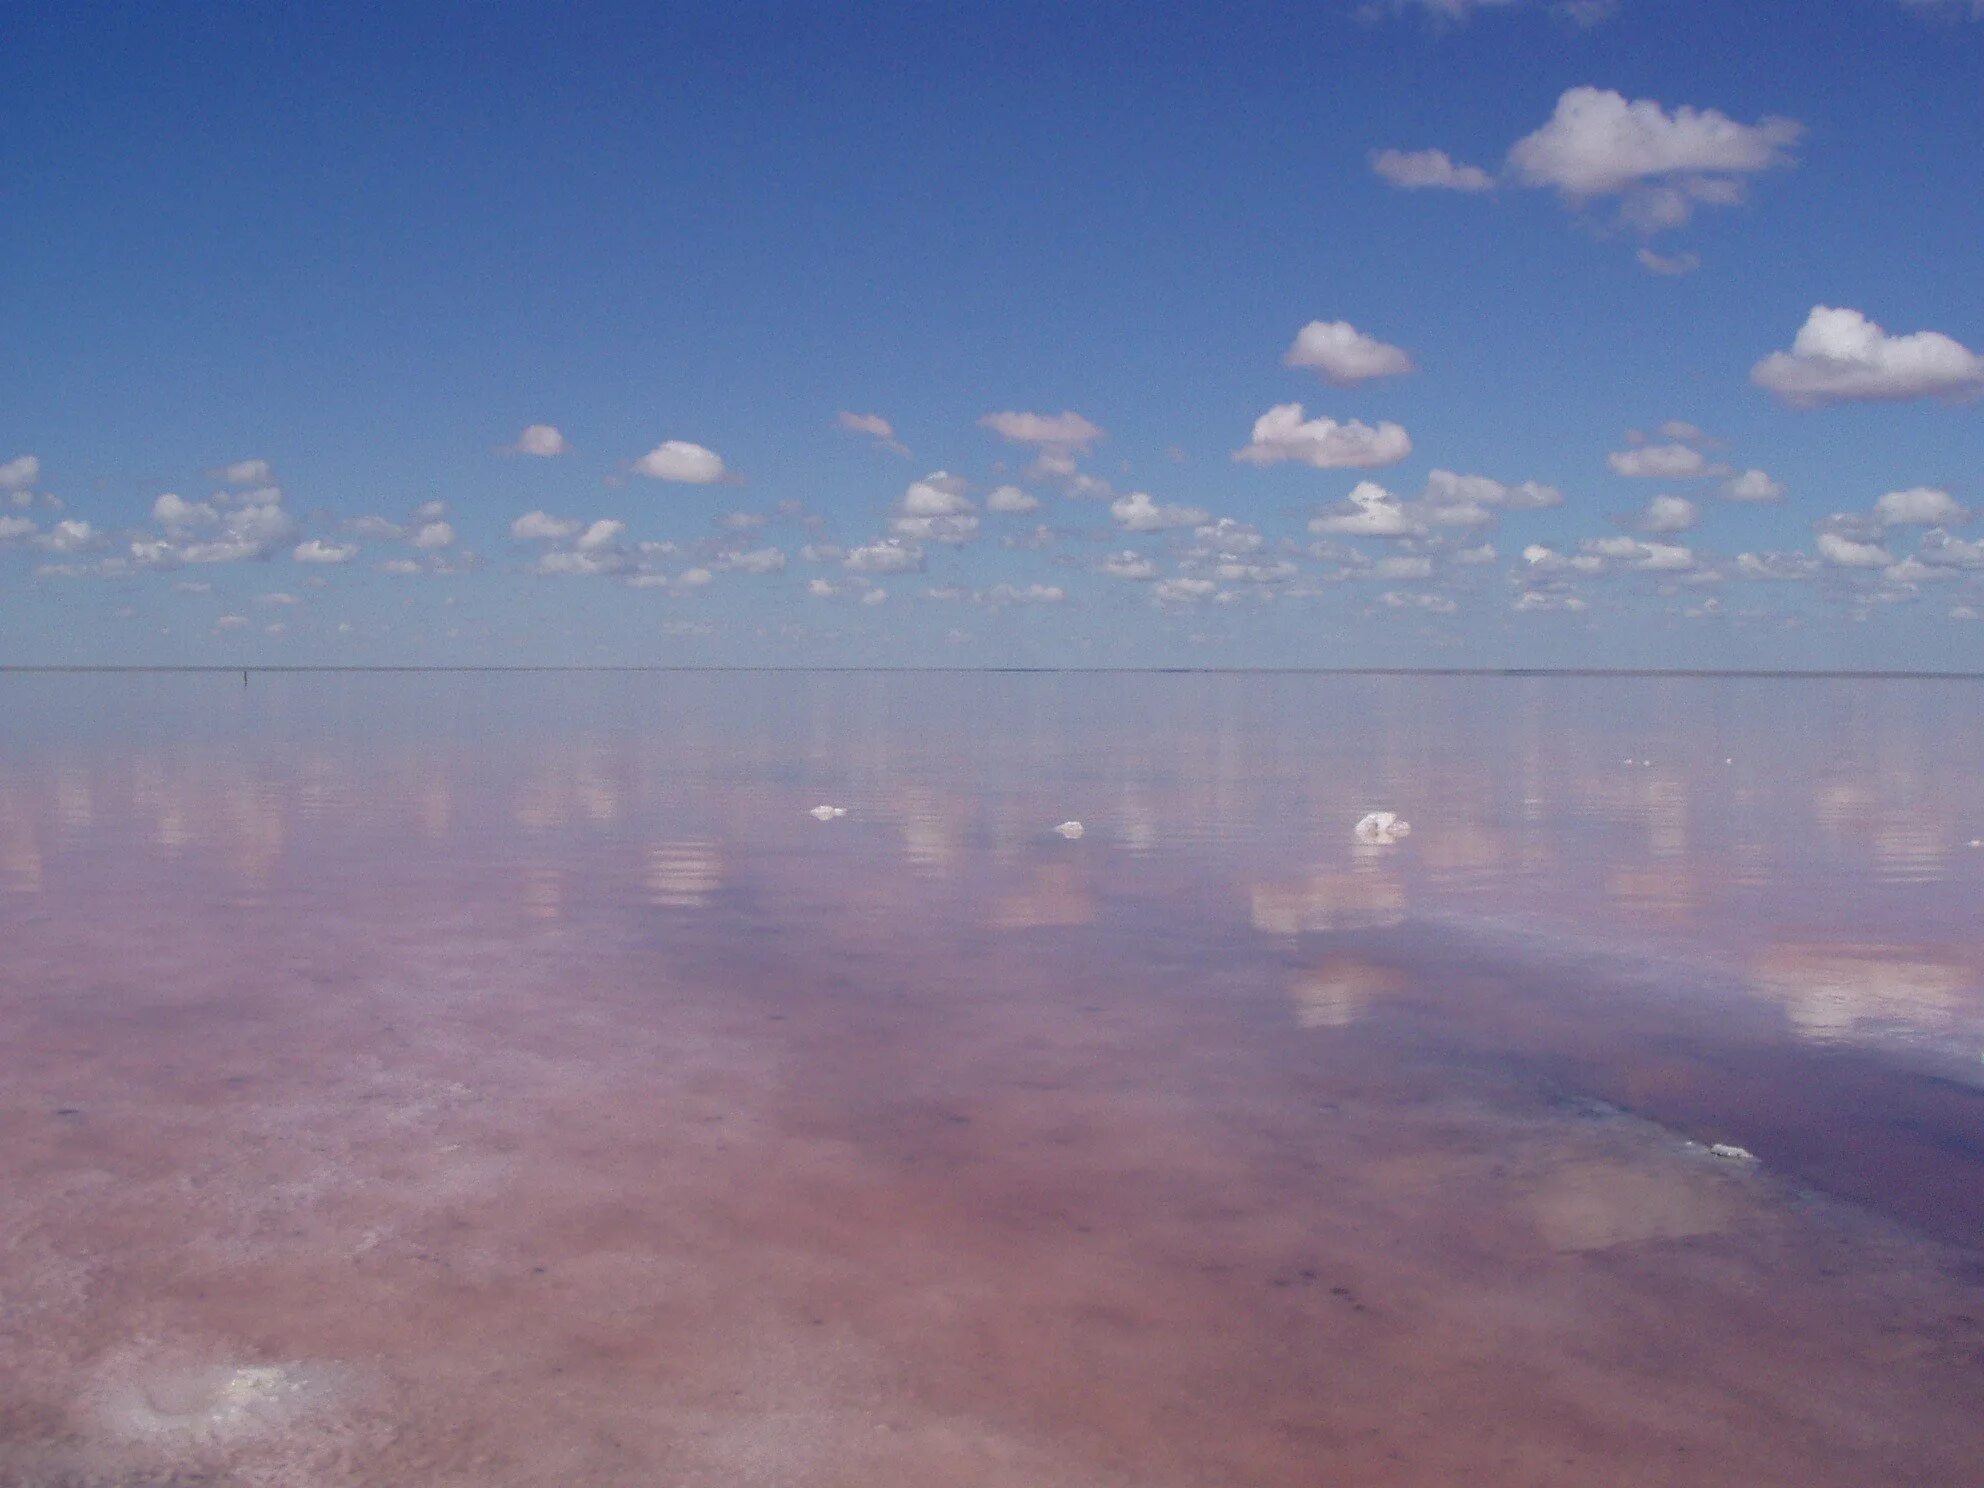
[3,672,1983,1486]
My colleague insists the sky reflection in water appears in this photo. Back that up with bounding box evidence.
[2,672,1982,1487]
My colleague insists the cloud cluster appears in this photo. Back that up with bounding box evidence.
[1751,306,1984,407]
[1234,405,1412,469]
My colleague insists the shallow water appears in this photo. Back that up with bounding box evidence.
[3,671,1982,1486]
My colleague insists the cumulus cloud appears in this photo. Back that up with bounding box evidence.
[129,494,297,568]
[1234,405,1412,469]
[718,546,787,575]
[508,424,569,457]
[1817,532,1895,568]
[511,510,583,541]
[844,538,924,574]
[898,472,972,518]
[977,410,1104,456]
[293,539,359,564]
[411,520,456,550]
[1381,590,1458,614]
[1097,551,1158,581]
[1637,494,1699,533]
[1309,482,1422,538]
[1751,307,1984,407]
[1152,577,1219,605]
[1514,590,1588,613]
[1283,321,1415,384]
[1522,543,1604,574]
[153,492,216,529]
[986,484,1040,513]
[1607,442,1726,479]
[1582,536,1695,570]
[1110,491,1210,532]
[1416,469,1563,527]
[218,459,273,486]
[1369,148,1495,192]
[0,455,39,491]
[0,515,35,542]
[1735,551,1821,581]
[1506,87,1801,231]
[36,519,103,555]
[1874,486,1969,526]
[836,411,909,456]
[633,440,731,483]
[1724,469,1786,503]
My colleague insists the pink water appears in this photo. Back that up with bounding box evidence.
[3,672,1982,1486]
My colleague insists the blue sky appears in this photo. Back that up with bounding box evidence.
[3,0,1981,669]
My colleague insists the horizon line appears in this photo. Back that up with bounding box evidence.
[4,665,1983,681]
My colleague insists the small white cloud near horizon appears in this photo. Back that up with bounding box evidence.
[1283,321,1416,385]
[633,440,731,483]
[1369,148,1495,192]
[1751,306,1984,406]
[508,424,570,457]
[1235,405,1412,469]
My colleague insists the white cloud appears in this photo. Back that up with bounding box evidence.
[986,484,1040,513]
[1506,87,1801,231]
[293,539,359,564]
[1735,551,1820,581]
[36,519,102,554]
[575,519,625,552]
[1581,536,1695,570]
[977,410,1104,455]
[1637,248,1702,276]
[508,424,569,457]
[1283,321,1415,385]
[0,515,36,542]
[1381,590,1458,614]
[130,498,296,567]
[1917,532,1984,569]
[411,520,456,550]
[722,546,787,575]
[1514,591,1588,613]
[219,458,273,486]
[1097,551,1158,581]
[511,510,582,541]
[1417,469,1562,527]
[1817,532,1895,568]
[0,455,39,491]
[153,492,217,529]
[898,472,972,517]
[891,514,980,545]
[1110,491,1209,532]
[983,583,1066,605]
[1607,442,1724,479]
[1369,147,1495,192]
[1638,494,1699,533]
[836,411,909,456]
[1874,486,1969,526]
[1522,543,1604,574]
[1234,404,1412,469]
[1752,307,1984,407]
[1309,481,1422,538]
[844,538,924,574]
[1723,469,1786,503]
[1152,577,1219,605]
[633,440,730,483]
